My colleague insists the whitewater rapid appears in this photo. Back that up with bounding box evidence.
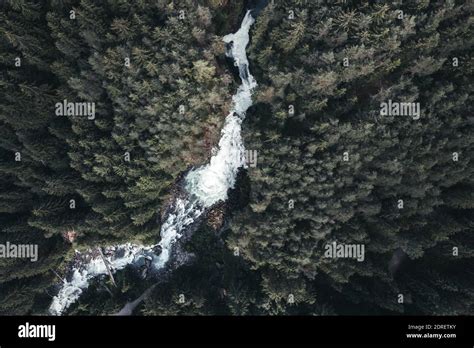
[49,10,257,316]
[49,244,153,315]
[186,11,257,207]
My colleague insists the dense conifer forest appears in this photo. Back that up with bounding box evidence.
[0,0,472,316]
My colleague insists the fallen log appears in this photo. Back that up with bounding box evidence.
[112,283,157,316]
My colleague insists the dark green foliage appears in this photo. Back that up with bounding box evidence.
[0,0,72,314]
[228,0,473,315]
[0,0,472,316]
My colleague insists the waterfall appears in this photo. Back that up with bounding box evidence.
[49,10,257,316]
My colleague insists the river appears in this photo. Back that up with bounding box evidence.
[49,9,258,316]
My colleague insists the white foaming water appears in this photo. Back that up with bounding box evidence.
[49,243,152,316]
[185,11,257,207]
[152,199,203,269]
[49,11,257,315]
[49,199,204,315]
